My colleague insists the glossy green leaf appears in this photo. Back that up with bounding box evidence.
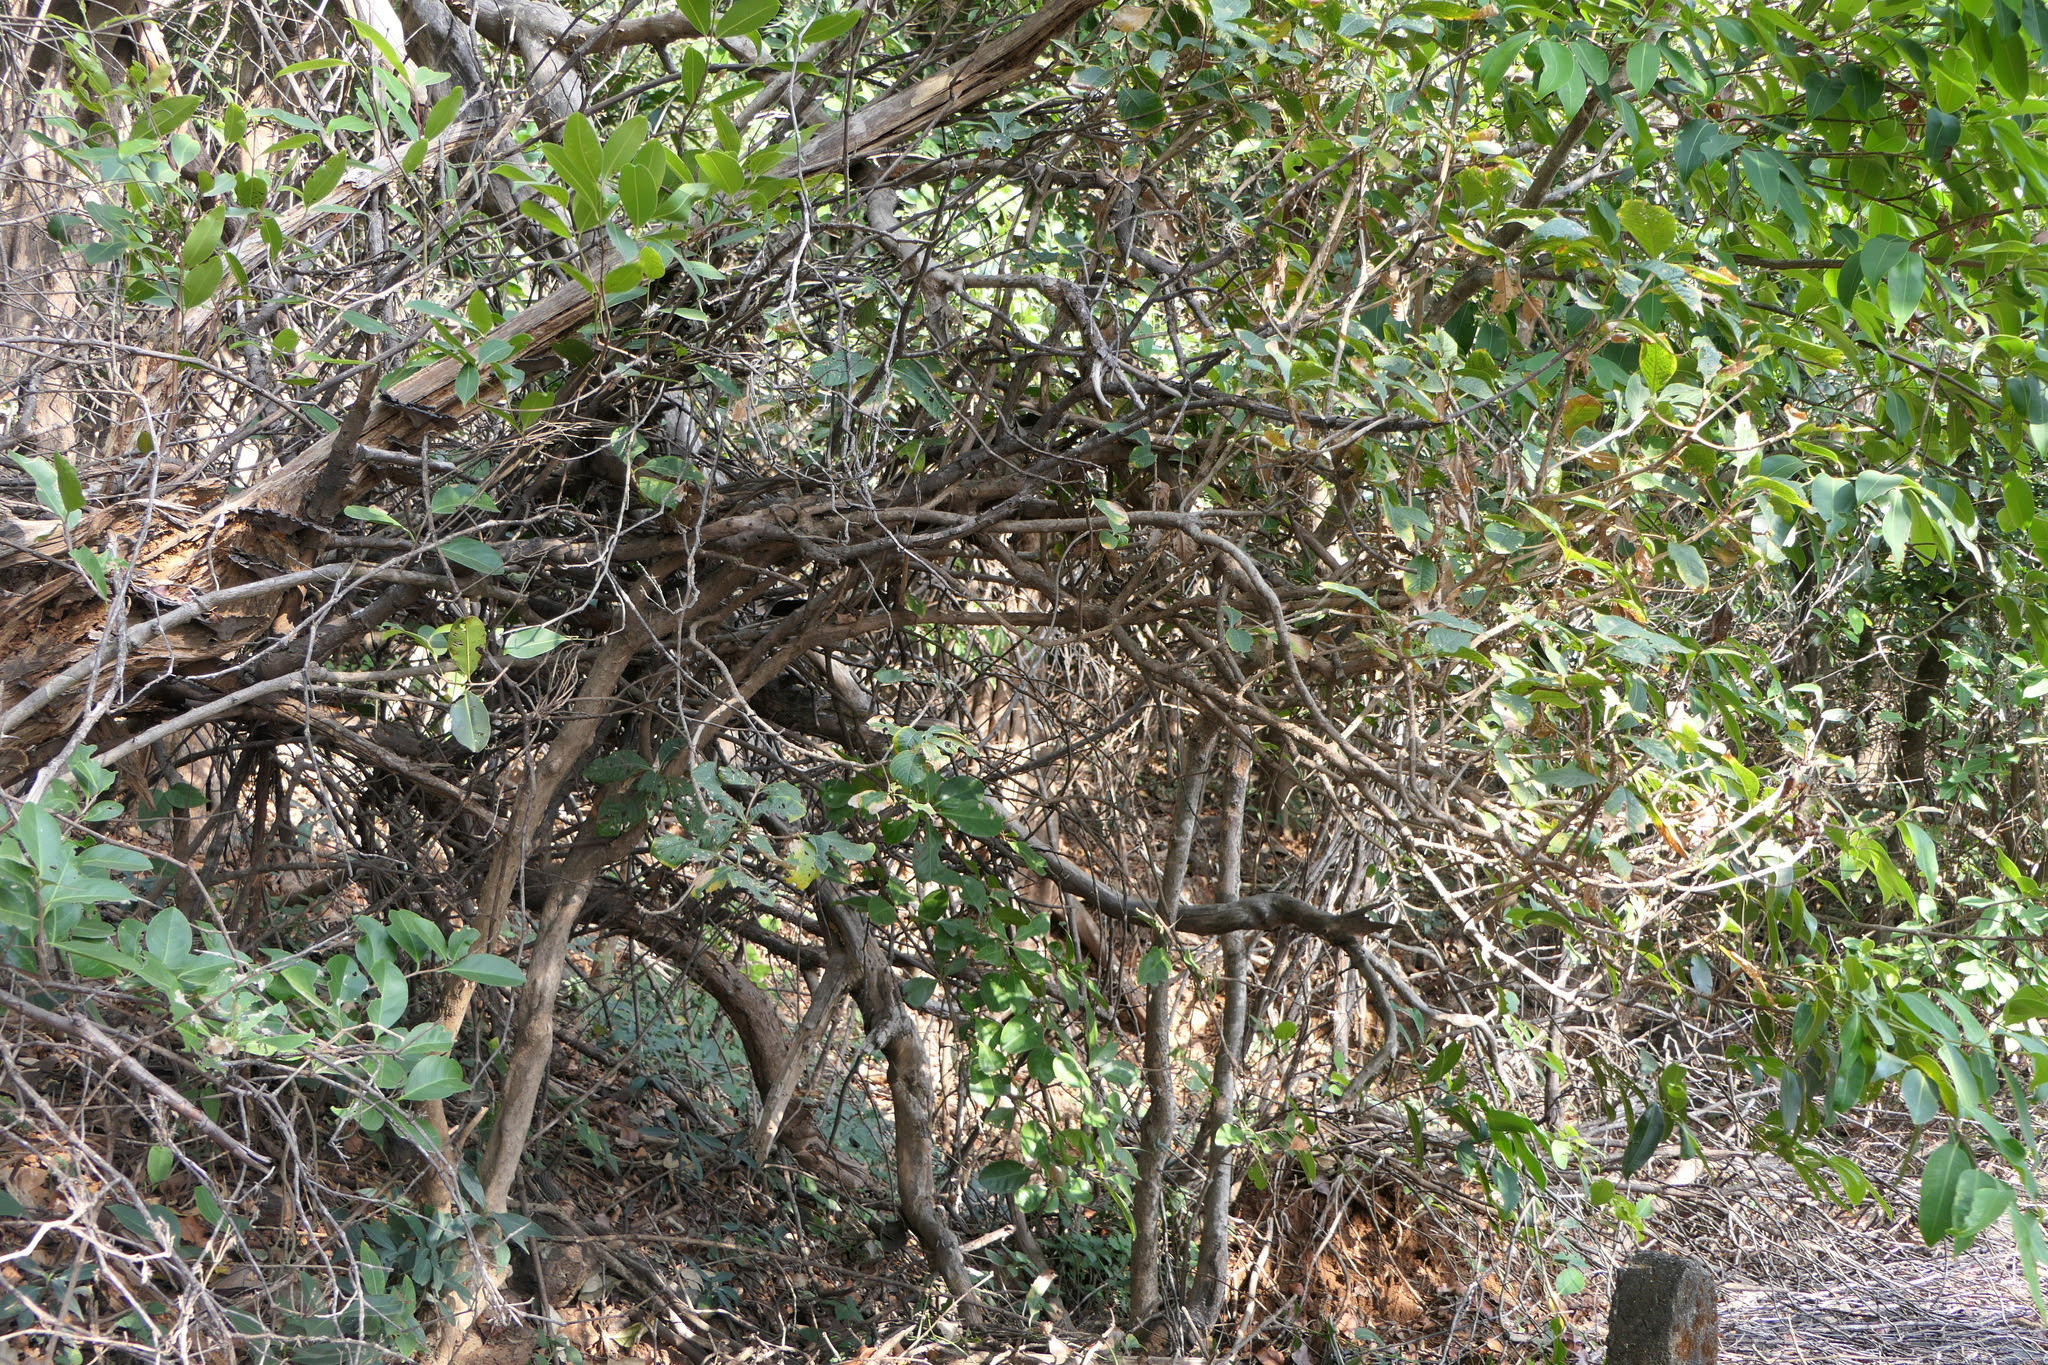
[400,1055,468,1101]
[1620,1104,1666,1175]
[1919,1140,1970,1245]
[441,537,505,575]
[447,690,490,752]
[299,152,350,206]
[716,0,781,36]
[444,952,526,987]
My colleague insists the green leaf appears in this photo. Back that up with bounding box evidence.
[162,782,207,810]
[429,482,499,515]
[1533,39,1571,98]
[1637,338,1676,391]
[1852,235,1910,301]
[936,792,1006,838]
[1992,34,2032,99]
[1625,41,1661,94]
[520,199,573,238]
[1569,39,1608,88]
[1117,85,1166,126]
[1137,946,1172,986]
[1899,819,1940,883]
[423,89,465,140]
[1937,1041,1982,1117]
[2002,472,2037,529]
[2017,1210,2048,1319]
[445,952,525,987]
[1386,503,1431,547]
[1672,120,1745,179]
[1614,198,1677,257]
[400,1055,469,1101]
[502,625,567,658]
[584,751,651,784]
[1886,253,1925,326]
[2006,985,2048,1025]
[717,0,781,35]
[1919,1140,1971,1245]
[801,10,863,43]
[2010,375,2048,424]
[181,257,225,309]
[441,537,505,575]
[51,453,88,514]
[977,1159,1032,1194]
[146,1145,175,1184]
[812,349,876,387]
[148,95,203,137]
[11,454,65,521]
[678,0,714,37]
[368,957,409,1029]
[145,907,192,965]
[181,205,227,269]
[1048,1051,1088,1090]
[387,908,448,962]
[1808,473,1855,535]
[560,112,604,190]
[446,615,485,679]
[1666,542,1708,588]
[346,15,407,67]
[602,262,645,296]
[299,152,350,207]
[1841,63,1886,115]
[696,149,745,195]
[447,691,490,752]
[1880,491,1914,565]
[1902,1065,1940,1126]
[619,163,661,226]
[1476,34,1532,93]
[1924,106,1961,157]
[1620,1102,1665,1175]
[344,504,407,531]
[109,1203,176,1249]
[1952,1168,2015,1249]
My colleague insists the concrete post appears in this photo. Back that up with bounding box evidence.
[1605,1251,1718,1365]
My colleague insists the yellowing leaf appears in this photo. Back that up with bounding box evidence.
[785,839,822,889]
[1560,393,1603,438]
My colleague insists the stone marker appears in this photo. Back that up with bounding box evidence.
[1605,1251,1718,1365]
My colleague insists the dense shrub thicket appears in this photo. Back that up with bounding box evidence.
[4,0,2048,1358]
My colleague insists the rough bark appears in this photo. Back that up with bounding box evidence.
[1187,741,1252,1332]
[1127,726,1217,1334]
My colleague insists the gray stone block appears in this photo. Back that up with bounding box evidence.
[1606,1251,1718,1365]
